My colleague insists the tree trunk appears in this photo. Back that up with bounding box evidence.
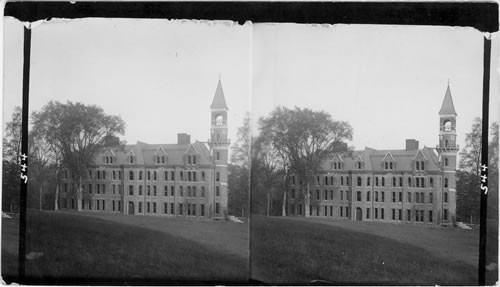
[266,190,271,216]
[77,176,83,211]
[304,183,311,217]
[281,190,287,216]
[39,185,43,211]
[54,183,59,211]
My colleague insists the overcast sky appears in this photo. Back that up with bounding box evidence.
[3,18,499,158]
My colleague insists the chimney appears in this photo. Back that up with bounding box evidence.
[177,133,191,145]
[406,139,419,151]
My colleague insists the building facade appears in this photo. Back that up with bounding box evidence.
[285,85,458,225]
[59,80,230,218]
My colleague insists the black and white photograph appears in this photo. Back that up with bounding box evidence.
[1,2,499,286]
[249,23,498,285]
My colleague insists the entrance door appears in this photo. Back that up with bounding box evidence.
[128,201,135,215]
[356,207,362,221]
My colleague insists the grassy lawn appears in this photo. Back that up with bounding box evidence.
[66,211,249,259]
[25,210,248,284]
[2,215,19,283]
[250,216,478,285]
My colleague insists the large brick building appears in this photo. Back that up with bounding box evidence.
[285,85,458,225]
[59,80,230,218]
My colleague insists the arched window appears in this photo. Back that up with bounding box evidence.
[216,115,223,126]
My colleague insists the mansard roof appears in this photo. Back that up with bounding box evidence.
[95,140,212,166]
[324,146,441,172]
[210,79,228,110]
[439,84,457,116]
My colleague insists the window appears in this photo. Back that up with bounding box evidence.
[408,192,411,203]
[88,184,92,194]
[129,155,135,164]
[392,177,396,187]
[416,161,420,170]
[340,190,344,200]
[139,185,143,195]
[421,161,425,170]
[375,208,378,219]
[148,171,151,180]
[392,209,396,220]
[399,177,403,187]
[216,186,220,197]
[444,158,449,166]
[129,171,134,180]
[187,186,192,197]
[366,191,370,201]
[382,177,385,187]
[346,177,350,186]
[188,172,192,182]
[407,210,411,221]
[398,209,402,221]
[357,177,362,186]
[375,177,379,186]
[147,202,151,213]
[398,192,402,203]
[164,203,168,214]
[113,170,116,180]
[97,171,101,180]
[420,192,425,203]
[129,185,134,196]
[444,192,448,203]
[366,208,370,219]
[171,171,175,181]
[164,171,168,181]
[216,152,220,160]
[429,211,433,222]
[381,191,385,202]
[444,209,448,220]
[164,186,168,196]
[201,186,205,198]
[357,191,362,202]
[416,192,420,203]
[215,115,223,126]
[171,186,174,196]
[187,155,192,164]
[103,171,106,180]
[341,177,344,186]
[385,162,388,170]
[392,192,396,203]
[390,162,393,169]
[118,171,121,180]
[180,171,184,181]
[375,191,379,202]
[139,202,143,213]
[429,193,433,203]
[153,186,157,196]
[202,172,205,181]
[444,178,448,188]
[430,177,434,187]
[215,203,220,214]
[316,190,320,200]
[193,172,197,182]
[179,186,184,197]
[171,203,174,215]
[88,170,92,179]
[153,202,157,213]
[139,171,143,180]
[408,177,412,187]
[200,204,205,216]
[381,208,385,219]
[147,185,151,196]
[216,172,220,182]
[193,156,196,165]
[154,171,157,181]
[367,177,371,186]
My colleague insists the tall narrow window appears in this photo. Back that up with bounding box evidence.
[216,152,220,160]
[216,172,220,182]
[444,178,449,188]
[139,171,143,180]
[129,171,134,180]
[357,177,362,186]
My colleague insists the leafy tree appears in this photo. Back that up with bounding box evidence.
[228,114,251,216]
[31,101,125,211]
[258,107,353,217]
[2,106,22,212]
[459,117,482,175]
[456,119,498,223]
[3,106,22,164]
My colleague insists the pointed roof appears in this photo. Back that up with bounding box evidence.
[210,79,228,110]
[439,84,457,115]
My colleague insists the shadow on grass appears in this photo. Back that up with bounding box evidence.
[25,210,248,285]
[250,216,477,285]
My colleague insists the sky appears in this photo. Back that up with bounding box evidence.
[3,18,499,159]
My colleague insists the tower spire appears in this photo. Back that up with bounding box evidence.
[210,78,228,110]
[439,83,457,116]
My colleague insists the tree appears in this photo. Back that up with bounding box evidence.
[2,106,22,212]
[3,106,22,164]
[228,114,251,217]
[31,101,125,211]
[258,107,353,217]
[459,117,482,175]
[456,118,499,223]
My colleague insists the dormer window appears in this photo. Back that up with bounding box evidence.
[155,155,166,164]
[128,155,135,164]
[382,153,395,170]
[415,160,425,171]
